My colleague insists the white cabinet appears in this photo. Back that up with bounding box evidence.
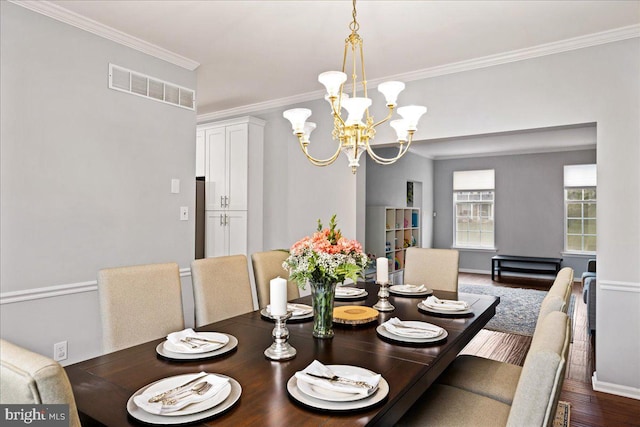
[205,211,248,258]
[204,124,249,211]
[198,116,265,258]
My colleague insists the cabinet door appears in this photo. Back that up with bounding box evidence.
[205,127,227,210]
[205,211,227,258]
[226,124,248,210]
[227,211,248,256]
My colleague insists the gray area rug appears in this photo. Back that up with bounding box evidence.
[459,284,547,336]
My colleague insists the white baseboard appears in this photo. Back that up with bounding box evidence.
[592,372,640,400]
[0,268,192,305]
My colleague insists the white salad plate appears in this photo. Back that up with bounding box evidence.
[127,373,241,425]
[417,302,473,316]
[376,322,448,344]
[389,285,433,297]
[334,288,368,300]
[156,333,238,360]
[288,365,389,411]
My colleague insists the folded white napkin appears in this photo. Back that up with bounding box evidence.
[294,360,380,396]
[393,284,427,292]
[382,317,443,338]
[133,372,229,415]
[335,287,365,297]
[166,328,225,353]
[266,303,312,316]
[423,296,470,311]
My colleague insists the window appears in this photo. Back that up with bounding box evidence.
[453,170,495,248]
[564,164,596,253]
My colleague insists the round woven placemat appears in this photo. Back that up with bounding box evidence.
[333,306,379,325]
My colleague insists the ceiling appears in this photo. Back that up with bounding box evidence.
[41,0,640,157]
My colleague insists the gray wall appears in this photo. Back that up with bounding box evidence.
[0,2,196,363]
[433,148,597,276]
[366,149,434,249]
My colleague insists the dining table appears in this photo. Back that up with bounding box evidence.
[65,281,499,426]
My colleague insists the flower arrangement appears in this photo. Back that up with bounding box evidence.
[284,215,369,288]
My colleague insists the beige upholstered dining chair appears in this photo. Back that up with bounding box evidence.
[251,250,300,309]
[191,255,254,327]
[403,247,460,292]
[97,262,185,353]
[0,339,82,427]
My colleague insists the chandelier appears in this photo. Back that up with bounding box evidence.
[283,0,427,174]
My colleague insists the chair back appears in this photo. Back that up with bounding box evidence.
[507,311,571,427]
[403,248,460,292]
[98,262,184,353]
[251,250,300,308]
[0,339,81,427]
[191,255,254,327]
[547,267,574,312]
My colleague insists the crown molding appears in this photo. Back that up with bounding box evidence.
[198,24,640,122]
[9,0,200,71]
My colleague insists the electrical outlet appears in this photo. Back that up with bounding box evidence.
[53,341,67,362]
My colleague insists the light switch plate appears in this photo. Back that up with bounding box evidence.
[171,179,180,194]
[180,206,188,221]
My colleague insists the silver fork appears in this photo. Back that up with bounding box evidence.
[179,339,202,349]
[162,382,212,406]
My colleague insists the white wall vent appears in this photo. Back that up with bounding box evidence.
[108,64,195,111]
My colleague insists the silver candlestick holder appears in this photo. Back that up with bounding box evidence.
[373,281,395,312]
[264,311,297,361]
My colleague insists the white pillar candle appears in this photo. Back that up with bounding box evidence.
[270,277,288,316]
[376,257,389,284]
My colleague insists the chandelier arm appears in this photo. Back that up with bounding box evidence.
[371,106,395,129]
[365,133,414,165]
[298,137,343,166]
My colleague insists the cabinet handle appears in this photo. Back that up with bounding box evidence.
[224,214,229,226]
[219,214,223,226]
[220,196,224,208]
[225,196,229,207]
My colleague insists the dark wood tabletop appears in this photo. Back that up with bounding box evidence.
[66,282,499,426]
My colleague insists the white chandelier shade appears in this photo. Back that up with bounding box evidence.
[283,0,427,174]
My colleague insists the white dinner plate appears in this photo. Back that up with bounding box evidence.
[163,332,229,354]
[334,288,368,300]
[376,323,448,344]
[127,373,241,425]
[417,302,473,316]
[296,365,377,402]
[156,334,238,361]
[260,304,313,322]
[287,366,389,411]
[389,285,433,297]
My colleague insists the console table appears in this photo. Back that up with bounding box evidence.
[491,255,562,281]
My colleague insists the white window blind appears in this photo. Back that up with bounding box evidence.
[564,164,596,187]
[453,169,495,191]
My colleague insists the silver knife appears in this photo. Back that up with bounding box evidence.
[184,336,226,345]
[306,373,375,389]
[148,373,208,403]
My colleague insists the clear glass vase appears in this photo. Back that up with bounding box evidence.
[309,281,337,339]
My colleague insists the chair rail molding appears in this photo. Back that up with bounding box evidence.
[0,268,192,305]
[599,279,640,293]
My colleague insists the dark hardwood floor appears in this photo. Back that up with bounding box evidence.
[458,272,640,427]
